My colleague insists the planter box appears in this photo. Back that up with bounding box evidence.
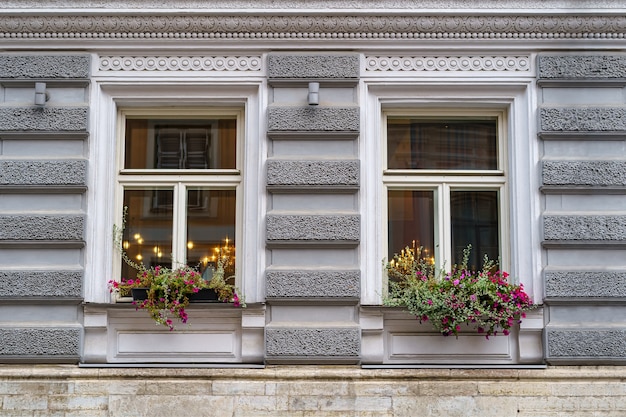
[131,288,219,302]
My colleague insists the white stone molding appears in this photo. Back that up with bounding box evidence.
[99,56,263,72]
[1,15,626,40]
[365,56,531,73]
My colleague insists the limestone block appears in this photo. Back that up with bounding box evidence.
[0,160,87,185]
[0,215,84,240]
[546,329,626,360]
[265,327,360,357]
[266,160,359,187]
[538,54,626,79]
[0,270,83,297]
[543,215,626,241]
[545,271,626,298]
[540,107,626,131]
[0,107,88,131]
[542,160,626,186]
[266,214,360,242]
[0,327,80,359]
[265,270,360,298]
[268,107,359,132]
[268,54,359,79]
[0,55,90,78]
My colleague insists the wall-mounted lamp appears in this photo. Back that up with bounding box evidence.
[34,82,49,106]
[308,82,319,106]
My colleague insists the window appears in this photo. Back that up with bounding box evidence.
[117,109,242,282]
[384,110,507,271]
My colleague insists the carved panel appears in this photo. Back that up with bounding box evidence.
[99,56,262,72]
[366,56,531,72]
[1,15,626,40]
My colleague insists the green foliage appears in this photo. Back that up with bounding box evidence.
[385,245,535,338]
[108,208,242,330]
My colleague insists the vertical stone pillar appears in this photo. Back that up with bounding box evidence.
[538,53,626,364]
[0,54,90,363]
[264,53,362,363]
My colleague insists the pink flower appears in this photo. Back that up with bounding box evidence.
[426,299,433,305]
[453,279,460,286]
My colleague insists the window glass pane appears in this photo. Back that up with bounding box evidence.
[388,190,435,263]
[121,189,173,280]
[387,118,497,170]
[124,117,237,169]
[186,189,236,282]
[450,190,499,269]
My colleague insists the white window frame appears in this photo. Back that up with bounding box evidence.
[383,109,509,276]
[115,108,244,277]
[360,82,542,306]
[84,81,265,305]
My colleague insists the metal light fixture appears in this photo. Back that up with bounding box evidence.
[308,82,319,106]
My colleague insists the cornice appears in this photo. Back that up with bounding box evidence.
[1,14,626,40]
[4,1,626,10]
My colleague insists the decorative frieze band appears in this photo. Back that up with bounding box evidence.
[1,15,626,40]
[365,56,531,73]
[99,56,262,72]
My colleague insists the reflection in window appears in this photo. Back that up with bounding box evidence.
[124,118,237,170]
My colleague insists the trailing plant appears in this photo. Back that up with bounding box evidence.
[108,208,243,331]
[385,245,534,338]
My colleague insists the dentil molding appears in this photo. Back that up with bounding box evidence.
[1,15,626,40]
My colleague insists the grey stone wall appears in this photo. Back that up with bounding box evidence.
[264,53,361,363]
[538,53,626,365]
[0,54,89,363]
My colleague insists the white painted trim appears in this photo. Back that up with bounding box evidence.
[361,80,542,310]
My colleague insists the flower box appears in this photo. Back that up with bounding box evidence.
[131,287,220,303]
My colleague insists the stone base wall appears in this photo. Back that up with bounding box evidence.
[0,366,624,416]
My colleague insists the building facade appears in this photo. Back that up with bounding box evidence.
[0,1,625,415]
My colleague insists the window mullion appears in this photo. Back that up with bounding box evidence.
[440,183,451,272]
[172,182,186,268]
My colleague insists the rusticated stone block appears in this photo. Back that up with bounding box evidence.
[0,215,84,240]
[0,271,83,298]
[266,214,360,242]
[544,215,626,241]
[265,327,360,357]
[543,161,626,186]
[267,160,359,187]
[266,270,360,299]
[0,107,88,131]
[546,329,626,360]
[540,107,626,132]
[0,327,80,359]
[268,54,359,79]
[545,271,626,298]
[538,55,626,79]
[0,160,87,185]
[268,107,359,132]
[0,55,90,78]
